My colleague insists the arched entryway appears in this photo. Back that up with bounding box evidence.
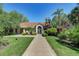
[38,26,42,34]
[36,25,43,34]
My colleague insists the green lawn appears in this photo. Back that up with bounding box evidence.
[46,36,79,56]
[0,37,33,56]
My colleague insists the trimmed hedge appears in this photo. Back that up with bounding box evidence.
[45,28,57,36]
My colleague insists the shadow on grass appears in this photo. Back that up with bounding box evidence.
[56,40,79,52]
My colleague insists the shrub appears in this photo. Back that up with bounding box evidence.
[42,33,48,37]
[58,25,79,47]
[32,32,36,35]
[71,33,79,45]
[21,32,28,35]
[58,28,75,40]
[45,28,57,36]
[58,32,67,40]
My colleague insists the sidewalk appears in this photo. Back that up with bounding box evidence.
[22,34,56,56]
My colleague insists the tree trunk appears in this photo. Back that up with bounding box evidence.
[7,29,9,35]
[13,29,16,34]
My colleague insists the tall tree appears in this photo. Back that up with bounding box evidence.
[68,4,79,25]
[52,9,64,27]
[52,9,70,29]
[51,16,58,27]
[0,5,29,35]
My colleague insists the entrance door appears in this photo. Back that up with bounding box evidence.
[36,25,43,34]
[38,26,42,34]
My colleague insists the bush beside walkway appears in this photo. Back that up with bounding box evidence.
[46,36,79,56]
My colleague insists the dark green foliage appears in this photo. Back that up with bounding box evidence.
[42,33,48,37]
[52,9,64,27]
[45,28,57,36]
[68,5,79,25]
[58,25,79,47]
[51,8,70,30]
[0,4,29,35]
[71,33,79,44]
[51,16,58,28]
[58,32,67,40]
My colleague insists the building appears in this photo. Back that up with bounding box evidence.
[5,18,51,35]
[19,22,51,34]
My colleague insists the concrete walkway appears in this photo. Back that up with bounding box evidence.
[23,34,56,56]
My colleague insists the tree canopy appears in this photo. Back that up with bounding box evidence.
[68,4,79,25]
[51,9,70,28]
[0,4,29,35]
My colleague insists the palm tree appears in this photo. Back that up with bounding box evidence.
[52,9,64,27]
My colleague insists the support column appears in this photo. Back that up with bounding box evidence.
[13,29,16,34]
[23,28,26,33]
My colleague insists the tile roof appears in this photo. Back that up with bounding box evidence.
[20,22,45,28]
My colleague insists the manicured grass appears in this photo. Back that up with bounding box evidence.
[0,37,33,56]
[46,36,79,56]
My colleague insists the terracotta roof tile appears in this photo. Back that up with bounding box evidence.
[20,22,45,28]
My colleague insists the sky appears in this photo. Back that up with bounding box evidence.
[3,3,77,22]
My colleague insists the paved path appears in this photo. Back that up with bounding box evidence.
[23,34,56,56]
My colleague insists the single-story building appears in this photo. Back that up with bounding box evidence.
[19,22,51,34]
[5,21,51,35]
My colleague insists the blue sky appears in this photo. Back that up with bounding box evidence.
[3,3,77,22]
